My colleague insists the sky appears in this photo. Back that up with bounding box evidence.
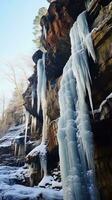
[0,0,48,114]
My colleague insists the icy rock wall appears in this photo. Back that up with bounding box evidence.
[58,10,98,200]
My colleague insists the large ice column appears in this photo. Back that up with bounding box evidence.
[58,11,98,200]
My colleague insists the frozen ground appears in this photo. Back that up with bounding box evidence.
[0,165,63,200]
[0,125,63,200]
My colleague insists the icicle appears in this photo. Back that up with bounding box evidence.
[31,116,37,135]
[41,53,47,144]
[37,53,47,117]
[31,84,35,108]
[70,19,93,113]
[43,25,47,39]
[24,110,29,152]
[70,22,83,53]
[39,145,47,177]
[37,59,43,114]
[77,10,96,62]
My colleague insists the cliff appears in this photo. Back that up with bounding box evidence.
[22,0,112,199]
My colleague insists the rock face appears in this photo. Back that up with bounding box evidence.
[22,0,112,199]
[92,4,112,107]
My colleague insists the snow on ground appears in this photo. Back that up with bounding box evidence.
[0,184,63,200]
[0,165,63,200]
[38,175,62,189]
[39,176,54,187]
[0,125,63,199]
[0,165,27,185]
[0,124,25,148]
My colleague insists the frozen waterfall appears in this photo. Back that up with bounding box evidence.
[58,11,98,200]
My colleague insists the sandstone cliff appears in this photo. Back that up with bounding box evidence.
[23,0,112,199]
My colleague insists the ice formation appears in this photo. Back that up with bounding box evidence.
[31,84,35,108]
[27,143,47,176]
[0,165,63,200]
[37,53,47,143]
[58,11,98,200]
[37,59,43,114]
[35,52,48,177]
[24,110,29,151]
[31,116,37,135]
[43,25,47,40]
[77,10,96,62]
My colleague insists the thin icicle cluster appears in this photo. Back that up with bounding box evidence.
[31,84,35,108]
[77,11,96,62]
[27,143,47,177]
[58,11,98,200]
[37,53,47,116]
[43,25,47,40]
[24,110,29,152]
[31,116,37,135]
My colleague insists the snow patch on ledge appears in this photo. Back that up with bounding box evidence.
[38,175,54,187]
[27,143,47,157]
[93,92,112,114]
[0,124,25,148]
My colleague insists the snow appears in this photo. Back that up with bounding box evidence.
[39,176,62,190]
[0,165,63,200]
[0,119,62,200]
[0,183,63,200]
[0,165,27,186]
[27,143,47,176]
[27,143,47,157]
[106,92,112,99]
[99,92,112,112]
[0,124,25,148]
[52,181,62,189]
[38,175,54,187]
[93,92,112,114]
